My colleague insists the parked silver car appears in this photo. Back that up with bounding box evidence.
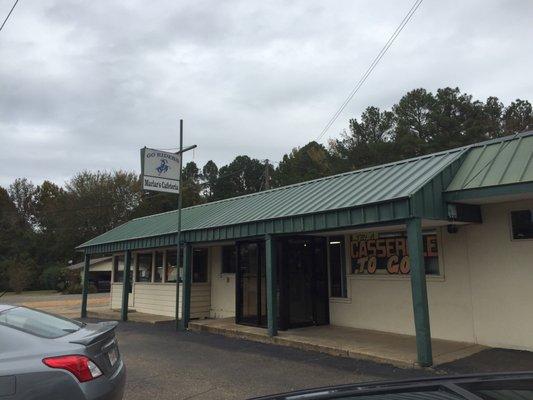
[0,304,125,400]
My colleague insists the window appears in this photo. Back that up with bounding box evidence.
[165,249,183,283]
[329,236,347,298]
[193,248,208,283]
[221,245,237,274]
[350,230,440,276]
[136,253,153,282]
[154,252,164,282]
[113,255,124,282]
[0,307,83,339]
[511,210,533,240]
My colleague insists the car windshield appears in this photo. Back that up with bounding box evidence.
[0,306,84,339]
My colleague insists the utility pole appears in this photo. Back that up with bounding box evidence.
[174,119,197,331]
[264,159,270,190]
[175,120,184,331]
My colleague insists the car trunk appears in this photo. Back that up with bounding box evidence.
[60,321,121,377]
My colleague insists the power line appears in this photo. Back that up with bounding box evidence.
[316,0,423,142]
[0,0,20,33]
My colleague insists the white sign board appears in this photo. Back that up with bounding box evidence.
[140,147,180,194]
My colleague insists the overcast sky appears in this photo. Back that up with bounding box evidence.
[0,0,532,187]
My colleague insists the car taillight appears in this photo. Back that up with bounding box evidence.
[43,355,103,382]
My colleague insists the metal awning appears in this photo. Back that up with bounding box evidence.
[445,131,533,203]
[78,132,533,254]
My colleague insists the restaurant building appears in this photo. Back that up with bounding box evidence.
[78,132,533,366]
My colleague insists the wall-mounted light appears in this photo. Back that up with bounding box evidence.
[329,241,341,245]
[447,224,459,234]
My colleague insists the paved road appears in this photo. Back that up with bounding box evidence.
[2,291,109,304]
[3,292,110,317]
[110,321,432,400]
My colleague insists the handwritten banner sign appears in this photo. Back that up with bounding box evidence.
[350,232,439,275]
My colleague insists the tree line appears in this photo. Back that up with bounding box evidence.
[1,87,531,292]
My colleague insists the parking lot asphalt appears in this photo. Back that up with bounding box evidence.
[86,319,533,400]
[107,320,431,400]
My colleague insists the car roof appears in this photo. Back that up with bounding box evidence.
[0,304,18,312]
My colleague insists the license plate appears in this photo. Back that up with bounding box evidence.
[108,346,119,366]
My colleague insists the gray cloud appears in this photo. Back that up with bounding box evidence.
[0,0,532,186]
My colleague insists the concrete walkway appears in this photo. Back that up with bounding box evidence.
[189,318,486,368]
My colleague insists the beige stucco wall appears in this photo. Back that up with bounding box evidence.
[330,199,533,350]
[209,246,236,318]
[465,199,533,350]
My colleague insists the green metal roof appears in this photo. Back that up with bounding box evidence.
[79,147,466,252]
[446,131,533,196]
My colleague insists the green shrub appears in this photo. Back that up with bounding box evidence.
[64,268,81,287]
[7,262,32,294]
[63,283,82,294]
[0,256,37,293]
[63,282,98,294]
[0,261,9,291]
[40,265,66,291]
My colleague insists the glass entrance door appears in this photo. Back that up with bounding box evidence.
[286,238,314,327]
[279,237,329,330]
[236,241,266,327]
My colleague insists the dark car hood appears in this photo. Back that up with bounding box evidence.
[249,372,533,400]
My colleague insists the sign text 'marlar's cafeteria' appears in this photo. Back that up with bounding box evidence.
[143,178,179,191]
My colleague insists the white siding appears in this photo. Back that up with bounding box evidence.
[110,281,211,319]
[110,283,133,309]
[133,283,178,317]
[191,283,211,319]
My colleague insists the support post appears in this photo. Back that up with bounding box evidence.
[175,119,184,329]
[178,243,192,330]
[80,253,90,318]
[407,218,433,367]
[121,250,132,322]
[265,234,278,336]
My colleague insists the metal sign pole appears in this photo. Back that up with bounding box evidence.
[139,119,196,329]
[175,119,183,330]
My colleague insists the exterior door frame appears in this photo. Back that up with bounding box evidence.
[278,236,330,330]
[235,239,266,327]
